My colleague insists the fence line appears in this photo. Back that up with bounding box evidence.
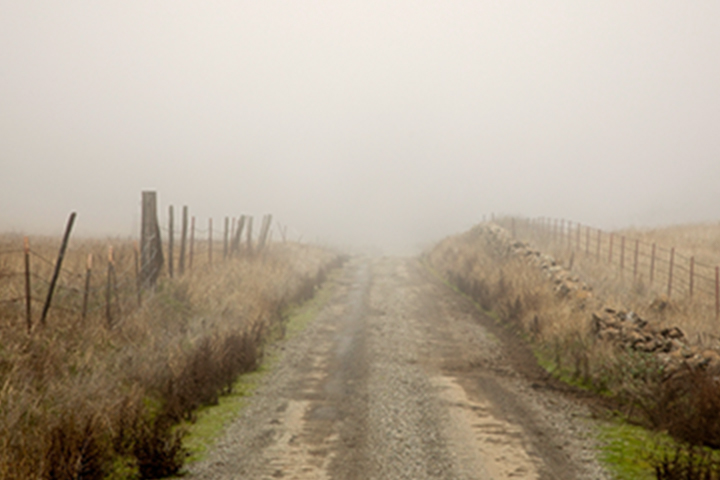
[0,191,281,333]
[497,216,720,319]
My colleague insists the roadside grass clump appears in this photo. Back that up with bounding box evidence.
[0,236,341,479]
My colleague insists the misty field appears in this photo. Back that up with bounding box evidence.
[0,233,341,479]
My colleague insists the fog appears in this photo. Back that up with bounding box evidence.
[2,2,720,253]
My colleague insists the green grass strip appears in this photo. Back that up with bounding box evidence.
[181,272,340,465]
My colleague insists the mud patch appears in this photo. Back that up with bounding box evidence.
[433,375,541,479]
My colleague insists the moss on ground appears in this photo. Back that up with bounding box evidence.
[181,273,339,466]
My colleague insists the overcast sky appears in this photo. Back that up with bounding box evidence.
[2,1,719,252]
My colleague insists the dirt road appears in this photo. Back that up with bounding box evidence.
[188,257,610,479]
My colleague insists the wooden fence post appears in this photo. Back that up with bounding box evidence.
[633,240,639,281]
[133,243,141,306]
[140,191,163,290]
[650,243,656,286]
[715,267,720,320]
[40,212,76,327]
[576,223,581,250]
[620,236,625,272]
[230,217,236,255]
[223,217,229,260]
[689,256,695,298]
[106,246,115,328]
[179,206,188,276]
[596,230,602,261]
[233,215,246,255]
[246,216,254,255]
[23,237,31,333]
[189,216,195,270]
[566,220,571,249]
[208,218,213,266]
[608,233,614,265]
[82,253,92,321]
[667,247,675,298]
[586,226,590,255]
[168,205,174,278]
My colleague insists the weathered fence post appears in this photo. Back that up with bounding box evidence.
[608,233,614,265]
[223,217,229,260]
[633,240,639,281]
[576,223,581,250]
[82,253,92,321]
[179,206,188,275]
[133,242,141,306]
[189,216,195,270]
[140,191,163,290]
[23,237,31,333]
[168,205,174,278]
[650,243,656,286]
[246,216,254,255]
[689,256,695,298]
[233,215,246,255]
[667,247,675,297]
[208,218,213,266]
[106,246,114,327]
[715,267,720,320]
[596,230,602,261]
[585,226,590,255]
[40,212,76,327]
[258,215,273,251]
[620,236,625,273]
[230,217,236,255]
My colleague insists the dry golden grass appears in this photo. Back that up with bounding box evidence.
[426,219,720,451]
[505,219,720,344]
[0,234,340,479]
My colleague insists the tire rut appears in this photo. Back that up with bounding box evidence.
[186,257,610,480]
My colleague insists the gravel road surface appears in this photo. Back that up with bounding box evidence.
[187,256,610,479]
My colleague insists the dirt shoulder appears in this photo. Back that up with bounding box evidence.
[186,256,610,479]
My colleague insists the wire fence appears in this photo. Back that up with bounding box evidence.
[0,196,281,333]
[496,216,720,319]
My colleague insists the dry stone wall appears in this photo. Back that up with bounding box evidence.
[482,223,720,377]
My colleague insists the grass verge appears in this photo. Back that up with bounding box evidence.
[180,268,340,466]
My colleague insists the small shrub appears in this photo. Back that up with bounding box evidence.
[133,416,186,480]
[654,446,720,480]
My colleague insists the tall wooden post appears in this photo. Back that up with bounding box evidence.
[189,216,195,270]
[140,191,163,289]
[179,206,188,275]
[620,236,625,272]
[23,237,31,333]
[168,205,174,278]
